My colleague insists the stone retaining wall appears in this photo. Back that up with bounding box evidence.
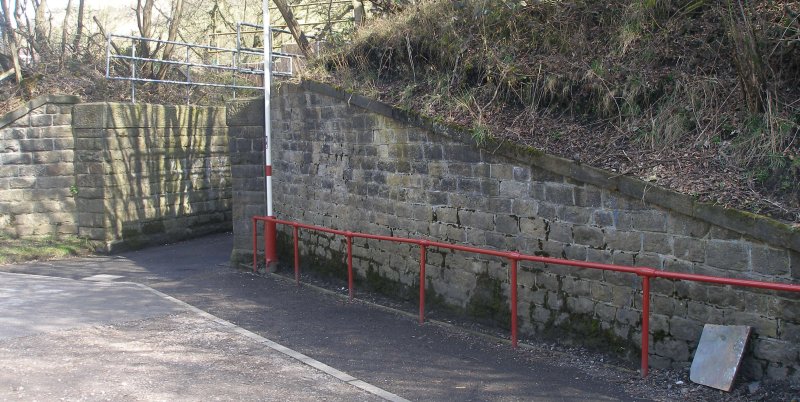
[1,98,232,250]
[73,103,232,250]
[229,82,800,381]
[0,95,81,236]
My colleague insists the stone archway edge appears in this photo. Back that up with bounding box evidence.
[296,80,799,255]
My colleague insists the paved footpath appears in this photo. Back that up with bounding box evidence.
[1,233,649,401]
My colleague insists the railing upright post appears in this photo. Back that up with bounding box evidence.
[293,224,300,285]
[510,256,519,349]
[641,274,651,378]
[419,242,427,325]
[252,217,258,272]
[346,234,354,301]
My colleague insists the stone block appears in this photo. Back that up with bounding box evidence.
[727,311,778,337]
[667,214,711,238]
[753,339,798,364]
[499,180,528,198]
[751,246,790,276]
[566,297,595,315]
[520,217,547,239]
[673,237,705,263]
[654,339,690,361]
[572,226,604,248]
[459,210,494,231]
[687,301,724,323]
[592,210,614,227]
[512,166,530,182]
[490,164,513,180]
[548,221,572,243]
[18,139,53,152]
[642,232,672,254]
[495,215,519,235]
[636,253,663,269]
[605,229,641,252]
[73,104,107,128]
[511,198,538,218]
[669,316,703,341]
[706,240,749,272]
[545,183,575,205]
[559,206,592,224]
[564,244,588,261]
[663,258,692,274]
[575,186,602,208]
[30,114,53,127]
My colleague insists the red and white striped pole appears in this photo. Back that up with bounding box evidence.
[262,0,278,271]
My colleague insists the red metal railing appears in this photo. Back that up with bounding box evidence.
[252,215,800,377]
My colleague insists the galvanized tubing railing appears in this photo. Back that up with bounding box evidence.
[251,215,800,377]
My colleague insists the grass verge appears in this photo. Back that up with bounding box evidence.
[0,233,94,265]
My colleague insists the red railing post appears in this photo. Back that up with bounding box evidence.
[419,241,427,325]
[641,274,651,378]
[346,234,354,301]
[293,224,300,285]
[264,216,278,269]
[252,217,258,272]
[510,255,519,349]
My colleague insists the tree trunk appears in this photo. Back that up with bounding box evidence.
[156,0,184,80]
[34,0,49,54]
[272,0,311,57]
[136,0,154,58]
[353,0,366,27]
[72,0,84,53]
[59,0,73,66]
[0,0,22,83]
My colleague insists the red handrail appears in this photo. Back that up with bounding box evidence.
[251,215,800,377]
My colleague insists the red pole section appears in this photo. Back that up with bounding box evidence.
[252,217,258,272]
[510,255,519,349]
[419,242,428,325]
[641,275,651,378]
[346,234,354,301]
[293,224,300,285]
[264,217,278,270]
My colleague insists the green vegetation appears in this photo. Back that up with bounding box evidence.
[0,233,94,265]
[311,0,800,222]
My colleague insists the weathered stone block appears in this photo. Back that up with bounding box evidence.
[654,339,690,361]
[642,232,672,254]
[706,240,749,272]
[751,246,790,276]
[753,339,798,364]
[495,215,519,235]
[572,226,604,248]
[559,206,592,224]
[545,183,575,205]
[669,316,703,341]
[673,237,705,263]
[605,229,641,252]
[548,221,572,243]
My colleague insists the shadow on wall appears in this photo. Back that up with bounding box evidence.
[73,102,232,251]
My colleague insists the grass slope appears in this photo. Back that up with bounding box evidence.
[312,0,800,222]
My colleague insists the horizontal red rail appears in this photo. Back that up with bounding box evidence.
[251,215,800,378]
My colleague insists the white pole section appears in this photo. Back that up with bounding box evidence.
[263,0,273,217]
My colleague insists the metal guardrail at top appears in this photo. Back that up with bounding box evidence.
[252,215,800,378]
[105,25,301,103]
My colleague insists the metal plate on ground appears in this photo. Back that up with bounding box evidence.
[690,324,751,391]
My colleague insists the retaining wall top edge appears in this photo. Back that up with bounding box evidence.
[0,93,82,129]
[284,80,799,253]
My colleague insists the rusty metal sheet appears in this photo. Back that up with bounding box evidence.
[690,324,752,392]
